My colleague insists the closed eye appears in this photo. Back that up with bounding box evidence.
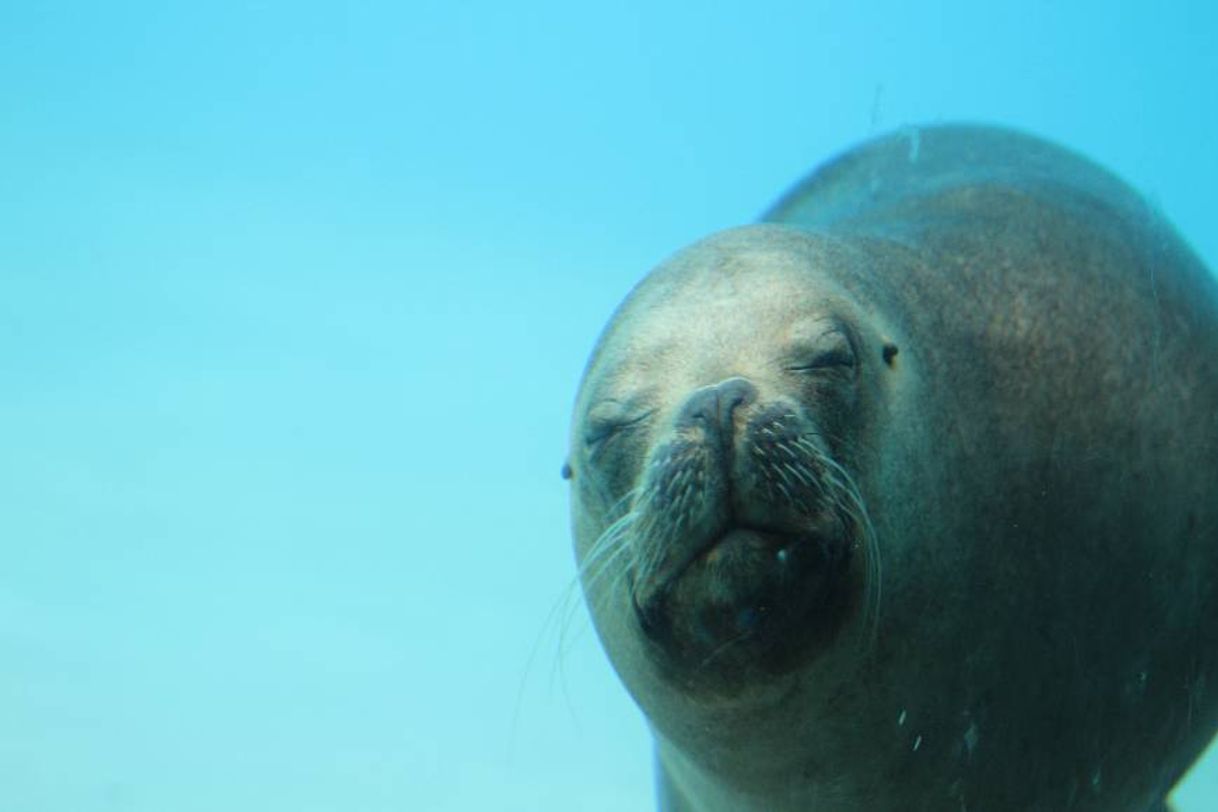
[786,327,858,374]
[584,409,654,449]
[787,346,856,372]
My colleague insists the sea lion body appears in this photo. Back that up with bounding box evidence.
[568,126,1218,811]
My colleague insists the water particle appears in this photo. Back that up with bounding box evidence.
[964,722,979,756]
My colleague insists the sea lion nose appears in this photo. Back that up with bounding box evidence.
[676,376,758,435]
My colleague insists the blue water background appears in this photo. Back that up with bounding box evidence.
[2,2,1215,809]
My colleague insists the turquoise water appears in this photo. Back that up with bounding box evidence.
[2,2,1215,809]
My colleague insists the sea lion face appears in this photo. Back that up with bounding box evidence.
[569,225,897,700]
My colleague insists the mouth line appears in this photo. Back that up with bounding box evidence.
[634,521,817,612]
[631,513,854,675]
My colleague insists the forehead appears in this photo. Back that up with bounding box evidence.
[629,257,814,346]
[586,231,853,394]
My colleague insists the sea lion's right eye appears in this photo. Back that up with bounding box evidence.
[584,402,652,450]
[584,418,620,448]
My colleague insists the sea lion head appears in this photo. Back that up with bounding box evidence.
[568,225,908,708]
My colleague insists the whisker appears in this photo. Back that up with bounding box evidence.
[696,627,756,672]
[817,452,883,648]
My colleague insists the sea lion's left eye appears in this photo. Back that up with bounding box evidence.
[786,329,857,374]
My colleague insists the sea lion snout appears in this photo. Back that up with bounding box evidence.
[628,383,862,677]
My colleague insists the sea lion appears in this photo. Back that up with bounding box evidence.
[565,125,1218,811]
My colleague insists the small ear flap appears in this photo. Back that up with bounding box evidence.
[882,342,899,367]
[561,461,573,480]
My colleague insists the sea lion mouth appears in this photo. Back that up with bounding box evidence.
[610,395,868,679]
[633,520,851,672]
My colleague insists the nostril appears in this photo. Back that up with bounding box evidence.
[677,387,718,430]
[718,376,758,416]
[678,376,758,432]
